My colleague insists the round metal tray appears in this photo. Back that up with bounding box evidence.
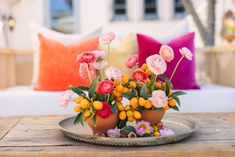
[58,114,199,146]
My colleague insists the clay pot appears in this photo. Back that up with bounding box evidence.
[86,113,119,135]
[140,110,165,126]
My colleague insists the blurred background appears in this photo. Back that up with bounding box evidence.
[0,0,235,116]
[0,0,235,89]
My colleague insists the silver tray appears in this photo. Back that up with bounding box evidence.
[59,114,199,146]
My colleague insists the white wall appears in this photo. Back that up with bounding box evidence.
[0,0,231,49]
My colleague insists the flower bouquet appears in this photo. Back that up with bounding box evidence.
[60,32,193,137]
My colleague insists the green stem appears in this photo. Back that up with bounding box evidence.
[85,64,92,84]
[169,56,184,82]
[107,44,110,67]
[100,69,104,81]
[107,94,110,103]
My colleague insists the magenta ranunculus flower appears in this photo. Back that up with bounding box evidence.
[59,90,73,107]
[77,51,96,64]
[125,54,139,69]
[99,32,116,45]
[146,54,167,76]
[179,47,193,60]
[131,69,148,82]
[159,45,174,62]
[149,90,168,108]
[97,102,112,118]
[96,80,115,95]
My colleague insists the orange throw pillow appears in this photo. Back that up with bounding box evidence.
[34,34,99,91]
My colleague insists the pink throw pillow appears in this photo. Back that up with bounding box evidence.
[137,32,200,89]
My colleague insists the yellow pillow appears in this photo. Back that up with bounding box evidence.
[98,33,138,75]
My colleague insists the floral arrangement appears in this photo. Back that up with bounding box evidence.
[59,32,193,137]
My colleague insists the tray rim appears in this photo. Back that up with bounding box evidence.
[58,114,199,142]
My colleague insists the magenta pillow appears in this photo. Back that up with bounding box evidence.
[137,32,200,89]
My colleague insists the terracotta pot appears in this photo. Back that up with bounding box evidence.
[140,110,165,126]
[86,113,119,135]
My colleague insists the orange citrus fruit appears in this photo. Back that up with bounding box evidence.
[168,99,176,107]
[138,97,146,106]
[133,111,141,119]
[144,100,153,109]
[74,96,83,104]
[130,97,138,108]
[119,111,127,120]
[141,63,148,71]
[122,74,129,84]
[73,105,81,112]
[93,101,103,110]
[80,99,90,109]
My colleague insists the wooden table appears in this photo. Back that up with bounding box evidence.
[0,113,234,157]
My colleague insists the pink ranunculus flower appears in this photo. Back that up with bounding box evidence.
[92,61,107,70]
[77,51,96,64]
[93,50,106,60]
[146,54,167,76]
[96,80,115,95]
[59,90,73,107]
[99,32,116,45]
[91,50,107,69]
[149,90,168,108]
[125,54,139,69]
[105,66,122,81]
[79,63,96,79]
[159,45,174,62]
[179,47,193,60]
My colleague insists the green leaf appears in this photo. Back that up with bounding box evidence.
[131,87,137,97]
[142,133,152,137]
[73,112,84,126]
[111,103,117,113]
[171,105,179,111]
[172,91,186,96]
[137,106,145,112]
[140,84,148,98]
[117,120,127,129]
[109,95,115,102]
[165,82,170,96]
[150,74,157,91]
[121,92,134,99]
[152,107,163,110]
[89,78,98,98]
[159,74,170,82]
[77,86,89,91]
[121,126,135,132]
[93,115,97,127]
[171,94,181,107]
[70,86,86,96]
[90,105,95,113]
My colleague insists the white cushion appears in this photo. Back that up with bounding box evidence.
[28,22,102,85]
[0,84,235,116]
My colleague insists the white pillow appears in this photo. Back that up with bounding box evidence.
[28,22,102,85]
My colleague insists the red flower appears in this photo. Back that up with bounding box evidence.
[97,102,112,118]
[131,69,148,82]
[77,51,96,64]
[97,80,114,95]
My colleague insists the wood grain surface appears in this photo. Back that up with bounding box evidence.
[0,113,234,157]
